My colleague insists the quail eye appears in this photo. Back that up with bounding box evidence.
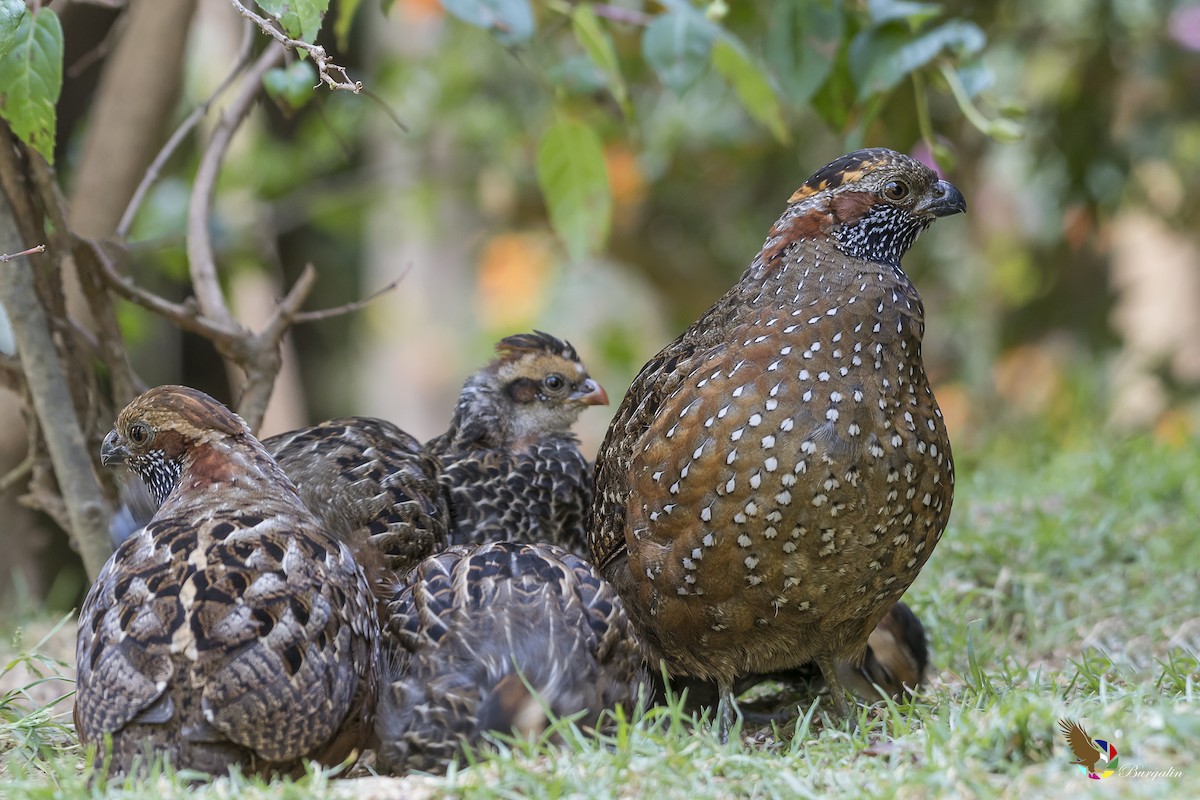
[543,374,565,392]
[883,179,910,201]
[127,422,151,445]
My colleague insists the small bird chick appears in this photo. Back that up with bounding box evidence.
[429,331,609,556]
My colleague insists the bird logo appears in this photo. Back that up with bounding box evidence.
[1060,718,1120,780]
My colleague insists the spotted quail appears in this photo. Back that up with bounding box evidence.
[590,148,964,738]
[76,386,380,777]
[374,541,646,774]
[428,331,609,556]
[263,417,449,579]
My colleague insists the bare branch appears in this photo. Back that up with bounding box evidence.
[188,43,287,338]
[260,264,318,341]
[116,21,256,241]
[0,185,114,580]
[0,452,34,494]
[234,265,318,430]
[292,271,406,324]
[0,244,45,262]
[28,155,139,408]
[90,242,247,346]
[228,0,363,93]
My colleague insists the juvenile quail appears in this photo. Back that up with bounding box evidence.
[374,541,647,774]
[590,149,964,738]
[77,386,379,777]
[429,331,609,556]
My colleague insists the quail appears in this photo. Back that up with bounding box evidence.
[374,541,647,774]
[590,148,964,738]
[76,386,380,777]
[428,331,609,556]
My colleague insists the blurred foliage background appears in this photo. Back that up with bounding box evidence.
[2,0,1199,609]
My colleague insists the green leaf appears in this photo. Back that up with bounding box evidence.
[0,0,24,62]
[765,0,843,107]
[642,9,717,94]
[712,38,788,143]
[867,0,943,26]
[850,19,985,100]
[441,0,534,45]
[334,0,363,50]
[571,5,631,118]
[263,61,317,115]
[255,0,328,43]
[0,8,63,164]
[536,117,611,262]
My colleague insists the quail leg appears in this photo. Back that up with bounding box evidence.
[714,677,741,744]
[815,653,852,718]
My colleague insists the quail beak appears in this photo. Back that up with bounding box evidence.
[920,180,967,218]
[571,378,610,406]
[100,429,130,466]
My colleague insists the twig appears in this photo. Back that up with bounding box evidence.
[187,43,286,354]
[0,452,34,494]
[90,242,245,344]
[27,155,139,408]
[359,87,409,134]
[0,244,45,262]
[65,9,125,79]
[227,0,363,93]
[292,271,406,324]
[232,264,318,429]
[0,188,114,580]
[116,20,256,241]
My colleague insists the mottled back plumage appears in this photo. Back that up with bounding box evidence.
[374,541,647,774]
[590,149,964,734]
[76,386,379,777]
[263,417,448,578]
[428,331,608,556]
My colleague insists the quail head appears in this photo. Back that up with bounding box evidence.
[590,148,964,738]
[374,541,647,774]
[77,386,379,777]
[428,331,609,556]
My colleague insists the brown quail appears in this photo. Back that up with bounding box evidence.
[428,331,608,556]
[374,541,647,774]
[590,148,963,738]
[76,386,380,777]
[263,417,449,579]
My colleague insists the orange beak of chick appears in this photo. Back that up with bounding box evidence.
[571,378,609,406]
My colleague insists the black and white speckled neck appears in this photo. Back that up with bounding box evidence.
[832,203,933,268]
[130,450,184,505]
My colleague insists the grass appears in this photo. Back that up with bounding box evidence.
[1,429,1196,798]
